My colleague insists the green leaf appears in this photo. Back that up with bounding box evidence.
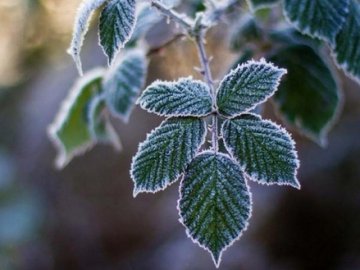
[332,0,360,83]
[246,0,280,11]
[103,50,148,122]
[87,95,122,149]
[67,0,107,75]
[131,117,206,196]
[137,77,213,117]
[216,59,287,117]
[283,0,350,44]
[99,0,136,64]
[48,69,104,169]
[222,113,300,188]
[269,45,340,144]
[230,15,263,51]
[179,151,252,267]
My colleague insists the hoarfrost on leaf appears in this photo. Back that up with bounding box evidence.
[131,117,207,196]
[103,50,148,122]
[48,69,105,169]
[68,0,107,75]
[138,77,213,117]
[283,0,350,44]
[216,59,286,117]
[87,95,122,150]
[332,0,360,84]
[222,113,300,188]
[179,151,252,268]
[99,0,137,64]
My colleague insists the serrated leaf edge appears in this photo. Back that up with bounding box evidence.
[176,150,253,268]
[130,118,208,197]
[137,76,213,117]
[47,68,105,169]
[217,58,287,118]
[221,113,301,189]
[98,0,137,65]
[282,0,350,44]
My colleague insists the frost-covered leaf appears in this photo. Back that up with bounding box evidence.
[269,45,340,145]
[103,50,148,122]
[222,114,300,188]
[87,95,122,150]
[246,0,280,11]
[48,69,104,169]
[179,151,251,267]
[131,117,206,196]
[216,59,287,117]
[137,77,213,117]
[332,0,360,83]
[68,0,107,75]
[283,0,350,44]
[99,0,136,64]
[230,16,263,51]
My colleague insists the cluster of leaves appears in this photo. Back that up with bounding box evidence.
[48,0,360,267]
[236,0,360,144]
[48,50,147,168]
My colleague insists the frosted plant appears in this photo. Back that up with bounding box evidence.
[48,0,360,266]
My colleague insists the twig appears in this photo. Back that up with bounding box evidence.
[194,32,219,152]
[146,33,186,57]
[150,0,221,152]
[151,0,193,30]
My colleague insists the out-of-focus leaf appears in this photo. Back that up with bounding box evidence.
[269,45,340,145]
[87,95,122,150]
[48,69,104,168]
[332,0,360,84]
[230,16,263,51]
[222,113,300,188]
[283,0,350,44]
[68,0,107,75]
[131,117,206,196]
[179,151,251,267]
[246,0,280,11]
[103,50,148,122]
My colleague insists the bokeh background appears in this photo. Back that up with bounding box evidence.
[1,1,360,269]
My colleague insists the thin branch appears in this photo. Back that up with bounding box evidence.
[194,33,219,152]
[151,0,193,30]
[150,0,221,152]
[146,33,186,57]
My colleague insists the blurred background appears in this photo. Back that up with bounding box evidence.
[1,0,360,269]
